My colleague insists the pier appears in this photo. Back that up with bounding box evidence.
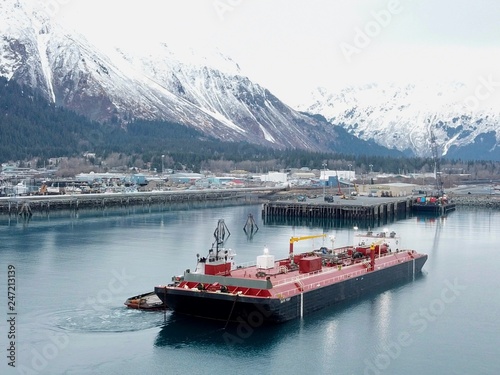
[0,188,276,217]
[262,197,413,227]
[1,187,464,224]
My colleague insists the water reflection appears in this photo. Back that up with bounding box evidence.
[411,211,452,223]
[0,199,255,227]
[262,212,410,230]
[154,312,299,353]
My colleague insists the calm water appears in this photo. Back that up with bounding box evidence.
[1,204,499,375]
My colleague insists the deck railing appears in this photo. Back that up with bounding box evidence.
[274,252,415,298]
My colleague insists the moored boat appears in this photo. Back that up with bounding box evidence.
[124,291,166,310]
[412,194,456,214]
[154,220,428,324]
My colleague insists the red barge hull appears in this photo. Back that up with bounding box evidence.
[155,251,427,324]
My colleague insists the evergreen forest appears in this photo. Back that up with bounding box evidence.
[1,77,499,180]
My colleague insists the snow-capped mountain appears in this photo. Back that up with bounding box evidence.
[3,1,496,161]
[0,0,367,153]
[298,82,500,161]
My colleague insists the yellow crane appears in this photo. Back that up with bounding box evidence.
[353,183,359,196]
[289,234,326,256]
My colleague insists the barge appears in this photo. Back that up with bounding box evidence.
[155,220,427,324]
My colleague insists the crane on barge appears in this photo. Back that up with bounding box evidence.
[289,234,327,256]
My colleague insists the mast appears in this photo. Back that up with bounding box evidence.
[213,219,230,260]
[428,117,444,197]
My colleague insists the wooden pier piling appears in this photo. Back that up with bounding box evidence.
[0,188,269,216]
[262,198,412,227]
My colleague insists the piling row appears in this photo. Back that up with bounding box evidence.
[262,199,412,226]
[0,189,262,217]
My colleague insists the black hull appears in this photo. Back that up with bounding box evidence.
[412,203,456,214]
[155,255,427,324]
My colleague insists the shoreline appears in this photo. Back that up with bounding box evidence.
[1,188,498,218]
[449,194,500,208]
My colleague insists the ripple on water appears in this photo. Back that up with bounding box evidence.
[41,306,169,333]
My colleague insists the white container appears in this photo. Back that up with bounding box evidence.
[256,247,275,269]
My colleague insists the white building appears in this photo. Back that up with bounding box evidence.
[320,170,355,182]
[259,172,288,183]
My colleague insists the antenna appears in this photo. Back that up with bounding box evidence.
[428,116,444,197]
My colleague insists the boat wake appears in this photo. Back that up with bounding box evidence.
[43,306,168,333]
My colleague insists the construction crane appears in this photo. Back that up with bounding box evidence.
[289,234,326,256]
[430,127,444,197]
[335,171,343,196]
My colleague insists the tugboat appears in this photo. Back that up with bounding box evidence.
[155,220,428,324]
[124,291,166,311]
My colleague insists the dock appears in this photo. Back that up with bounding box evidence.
[0,188,276,217]
[411,202,456,215]
[1,187,458,225]
[262,196,414,227]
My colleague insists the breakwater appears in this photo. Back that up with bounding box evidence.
[450,194,500,208]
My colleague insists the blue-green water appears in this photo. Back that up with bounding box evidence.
[1,205,499,375]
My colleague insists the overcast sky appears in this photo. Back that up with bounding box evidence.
[53,0,500,105]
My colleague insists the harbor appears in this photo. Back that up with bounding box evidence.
[0,188,272,217]
[0,187,466,221]
[2,203,498,375]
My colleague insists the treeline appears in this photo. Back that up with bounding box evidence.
[0,77,105,160]
[1,77,499,178]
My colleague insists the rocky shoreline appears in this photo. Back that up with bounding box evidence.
[449,194,500,208]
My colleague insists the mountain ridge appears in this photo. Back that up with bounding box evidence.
[2,1,498,161]
[297,82,500,161]
[2,0,380,155]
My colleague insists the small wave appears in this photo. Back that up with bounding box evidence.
[41,306,169,333]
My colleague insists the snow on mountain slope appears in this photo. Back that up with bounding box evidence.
[0,0,52,91]
[0,0,351,152]
[2,1,497,160]
[298,82,500,160]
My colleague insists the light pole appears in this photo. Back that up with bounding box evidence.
[322,162,327,199]
[348,164,352,196]
[161,155,165,176]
